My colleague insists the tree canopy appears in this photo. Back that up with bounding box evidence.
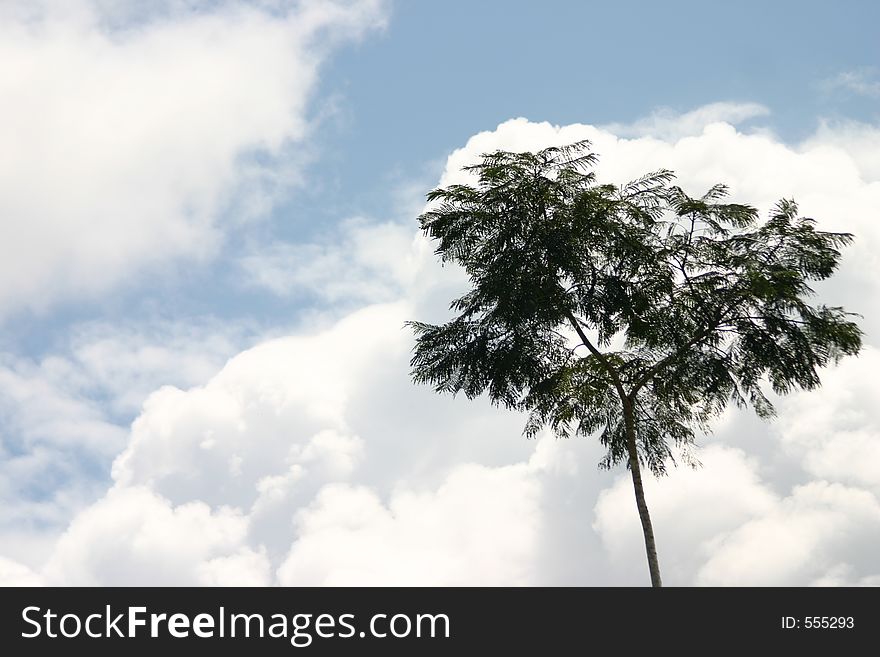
[410,141,861,473]
[408,140,862,585]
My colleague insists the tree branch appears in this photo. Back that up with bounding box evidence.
[565,311,628,400]
[629,323,717,397]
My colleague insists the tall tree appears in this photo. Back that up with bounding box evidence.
[408,141,862,586]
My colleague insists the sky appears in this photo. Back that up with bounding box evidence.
[1,0,879,586]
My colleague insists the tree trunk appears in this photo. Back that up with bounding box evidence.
[622,399,662,587]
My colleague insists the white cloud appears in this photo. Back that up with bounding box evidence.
[42,485,271,585]
[802,119,880,183]
[0,0,387,317]
[0,355,126,455]
[776,347,880,495]
[823,68,880,98]
[593,447,880,587]
[278,461,542,585]
[0,318,249,464]
[110,304,410,507]
[240,218,420,303]
[11,106,880,586]
[26,298,547,583]
[0,316,254,571]
[0,556,43,586]
[696,482,880,586]
[601,101,770,140]
[593,446,778,585]
[66,319,251,415]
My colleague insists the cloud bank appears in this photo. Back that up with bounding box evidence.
[0,0,386,316]
[3,98,880,586]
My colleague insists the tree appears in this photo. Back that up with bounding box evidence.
[407,141,862,587]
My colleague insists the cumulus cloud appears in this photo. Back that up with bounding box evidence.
[776,347,880,495]
[239,218,420,303]
[696,482,880,586]
[0,316,252,570]
[22,295,548,583]
[42,486,271,585]
[802,119,880,182]
[601,101,770,140]
[594,446,778,585]
[9,104,880,586]
[278,461,542,586]
[0,317,247,454]
[65,319,252,416]
[593,446,880,587]
[111,304,408,507]
[0,0,386,317]
[0,556,43,587]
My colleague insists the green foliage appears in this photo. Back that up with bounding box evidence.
[408,141,862,475]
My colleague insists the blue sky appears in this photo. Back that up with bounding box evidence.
[318,0,879,187]
[1,0,879,586]
[5,0,879,347]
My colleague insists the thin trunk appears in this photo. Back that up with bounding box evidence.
[564,311,662,585]
[622,399,662,587]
